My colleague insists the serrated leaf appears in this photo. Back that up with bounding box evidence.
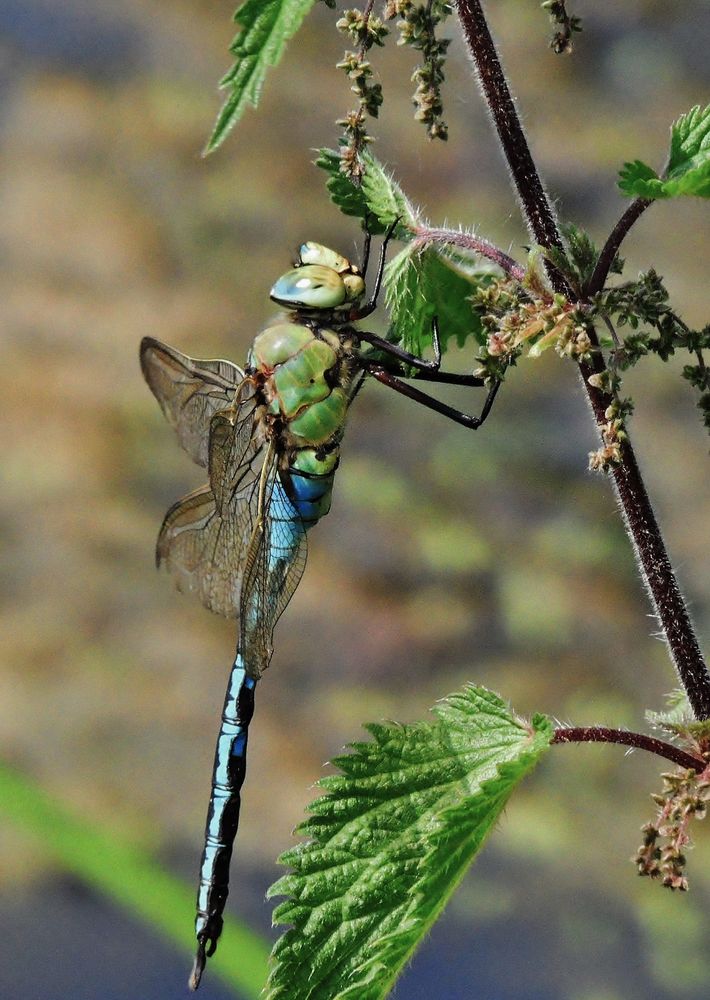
[384,244,494,358]
[618,104,710,199]
[359,154,417,231]
[206,0,315,153]
[266,685,553,1000]
[316,148,418,234]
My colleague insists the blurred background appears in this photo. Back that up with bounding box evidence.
[1,1,709,998]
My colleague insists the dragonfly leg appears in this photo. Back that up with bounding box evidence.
[358,318,493,388]
[347,369,369,404]
[363,361,501,429]
[359,222,372,277]
[351,217,400,321]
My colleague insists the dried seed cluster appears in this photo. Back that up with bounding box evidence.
[330,1,451,179]
[636,767,710,891]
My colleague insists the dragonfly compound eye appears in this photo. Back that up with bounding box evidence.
[342,273,365,302]
[298,242,352,273]
[270,264,347,310]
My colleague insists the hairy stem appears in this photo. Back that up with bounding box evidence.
[580,362,710,720]
[553,727,705,772]
[455,0,570,295]
[456,0,710,718]
[412,225,526,281]
[585,197,651,296]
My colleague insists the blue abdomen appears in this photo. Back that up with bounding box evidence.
[286,469,334,524]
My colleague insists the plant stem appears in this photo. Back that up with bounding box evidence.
[585,197,651,296]
[581,368,710,721]
[455,0,570,295]
[553,727,705,772]
[455,0,710,718]
[412,225,526,281]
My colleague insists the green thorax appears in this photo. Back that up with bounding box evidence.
[250,242,365,525]
[249,321,356,448]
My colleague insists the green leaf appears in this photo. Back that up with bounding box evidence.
[359,154,417,231]
[0,759,269,997]
[316,148,418,234]
[618,105,710,199]
[646,690,710,742]
[206,0,316,153]
[266,685,553,1000]
[384,243,494,357]
[316,148,372,223]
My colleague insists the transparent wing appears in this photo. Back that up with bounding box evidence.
[239,456,308,676]
[157,441,308,669]
[140,337,244,468]
[208,384,263,517]
[156,485,245,616]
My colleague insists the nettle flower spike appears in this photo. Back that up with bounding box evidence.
[336,8,389,48]
[389,0,451,140]
[541,1,583,55]
[334,7,389,177]
[636,766,710,890]
[336,52,383,117]
[336,108,373,178]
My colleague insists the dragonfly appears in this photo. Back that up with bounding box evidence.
[140,228,501,989]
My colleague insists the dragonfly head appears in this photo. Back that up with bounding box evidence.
[269,243,365,312]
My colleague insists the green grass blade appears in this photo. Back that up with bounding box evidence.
[0,759,270,998]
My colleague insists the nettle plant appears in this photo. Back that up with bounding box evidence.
[202,1,709,996]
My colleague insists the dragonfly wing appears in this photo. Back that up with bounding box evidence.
[208,383,263,517]
[238,456,308,676]
[155,378,307,665]
[155,437,305,633]
[140,337,244,468]
[156,485,245,617]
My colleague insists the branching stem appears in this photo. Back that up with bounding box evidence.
[553,727,705,772]
[585,197,651,296]
[455,0,710,719]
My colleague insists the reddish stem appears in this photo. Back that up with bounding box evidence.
[553,727,704,772]
[412,225,526,282]
[585,197,651,296]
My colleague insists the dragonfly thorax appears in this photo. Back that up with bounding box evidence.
[269,242,365,312]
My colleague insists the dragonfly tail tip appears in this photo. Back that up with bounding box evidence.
[188,943,207,991]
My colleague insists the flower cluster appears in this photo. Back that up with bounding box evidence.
[473,279,593,381]
[387,0,451,140]
[598,270,710,437]
[335,6,389,179]
[636,766,710,890]
[587,392,633,473]
[330,1,452,177]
